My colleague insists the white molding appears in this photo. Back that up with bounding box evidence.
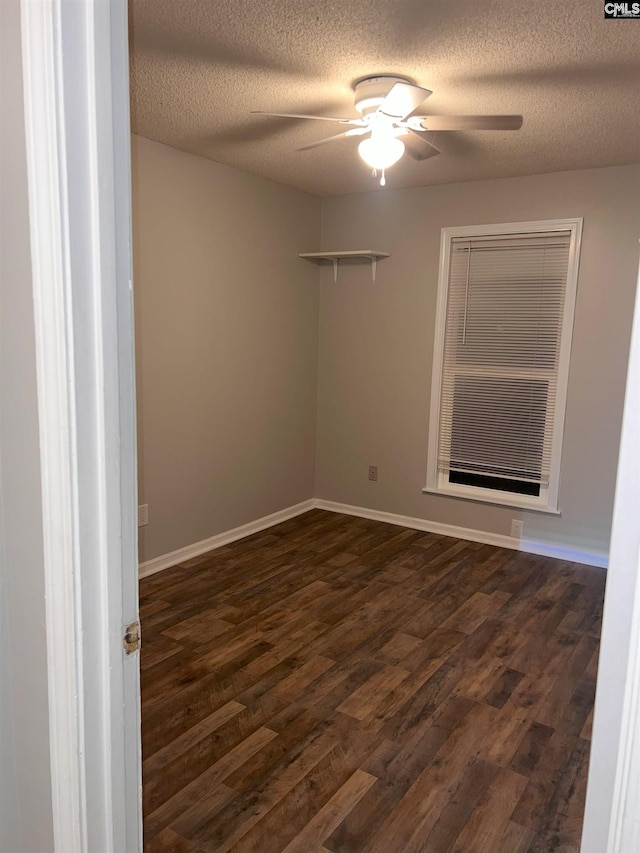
[20,2,86,849]
[422,486,563,515]
[315,499,518,549]
[425,225,451,490]
[610,545,640,853]
[548,217,583,512]
[521,538,608,569]
[315,500,607,568]
[425,217,583,514]
[97,3,142,850]
[582,259,640,853]
[140,499,609,578]
[20,0,140,850]
[439,218,585,239]
[139,500,315,578]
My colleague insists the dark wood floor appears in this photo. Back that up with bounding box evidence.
[140,509,605,853]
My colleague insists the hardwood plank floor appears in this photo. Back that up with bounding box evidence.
[140,510,606,853]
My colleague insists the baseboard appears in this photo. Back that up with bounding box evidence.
[520,538,608,569]
[313,499,608,568]
[313,499,518,550]
[138,499,315,578]
[139,495,608,578]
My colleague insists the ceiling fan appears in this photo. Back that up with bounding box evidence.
[253,75,523,185]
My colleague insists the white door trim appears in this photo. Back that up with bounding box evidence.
[581,258,640,853]
[20,0,141,850]
[20,4,86,847]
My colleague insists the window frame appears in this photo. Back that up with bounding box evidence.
[424,218,583,513]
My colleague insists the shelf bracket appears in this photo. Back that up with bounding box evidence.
[332,256,377,282]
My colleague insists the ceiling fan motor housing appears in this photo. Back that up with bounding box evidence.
[353,75,413,116]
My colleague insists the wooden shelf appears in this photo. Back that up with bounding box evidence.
[299,250,390,282]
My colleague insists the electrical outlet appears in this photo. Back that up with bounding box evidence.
[510,519,523,539]
[138,504,149,527]
[368,465,378,482]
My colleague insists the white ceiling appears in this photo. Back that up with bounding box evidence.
[129,0,640,197]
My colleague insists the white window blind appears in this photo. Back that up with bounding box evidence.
[428,223,581,510]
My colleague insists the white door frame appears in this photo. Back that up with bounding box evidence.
[20,0,141,850]
[581,258,640,853]
[18,0,640,849]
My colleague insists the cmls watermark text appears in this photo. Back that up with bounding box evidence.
[604,2,640,17]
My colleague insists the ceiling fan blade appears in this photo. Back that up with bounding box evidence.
[402,129,441,161]
[378,83,432,120]
[420,115,524,131]
[252,110,363,125]
[296,127,368,152]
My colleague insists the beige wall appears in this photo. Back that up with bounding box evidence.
[0,0,54,848]
[132,135,321,562]
[316,165,640,560]
[134,142,638,564]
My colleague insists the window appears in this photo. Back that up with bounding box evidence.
[425,219,582,512]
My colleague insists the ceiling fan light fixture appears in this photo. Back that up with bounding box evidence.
[255,74,522,185]
[358,133,405,170]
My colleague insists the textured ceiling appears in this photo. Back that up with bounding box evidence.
[129,0,640,197]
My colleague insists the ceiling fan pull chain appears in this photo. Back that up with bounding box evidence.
[380,168,386,186]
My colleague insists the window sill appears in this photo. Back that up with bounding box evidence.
[422,486,562,516]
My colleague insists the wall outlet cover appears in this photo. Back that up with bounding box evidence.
[368,465,378,482]
[510,519,523,539]
[138,504,149,527]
